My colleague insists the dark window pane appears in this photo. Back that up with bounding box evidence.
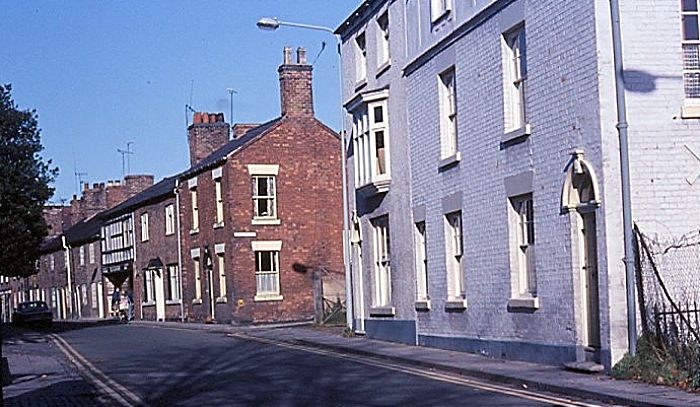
[684,15,699,40]
[683,0,698,12]
[373,106,384,123]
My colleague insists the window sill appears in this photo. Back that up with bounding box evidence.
[502,123,532,145]
[166,300,182,306]
[192,298,203,305]
[438,152,461,170]
[252,218,281,226]
[233,231,257,238]
[143,302,155,307]
[215,296,227,304]
[415,300,431,311]
[681,105,700,118]
[507,297,539,310]
[369,306,395,317]
[376,61,391,78]
[213,222,224,229]
[355,78,367,92]
[445,299,467,311]
[356,178,391,198]
[189,228,199,236]
[254,294,283,302]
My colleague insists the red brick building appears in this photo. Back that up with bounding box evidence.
[179,46,343,324]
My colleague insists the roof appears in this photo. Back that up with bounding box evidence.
[100,175,178,220]
[40,215,102,253]
[335,1,382,38]
[179,117,282,179]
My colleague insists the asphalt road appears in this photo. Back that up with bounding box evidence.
[48,323,608,407]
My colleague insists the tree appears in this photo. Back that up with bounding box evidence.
[0,84,58,278]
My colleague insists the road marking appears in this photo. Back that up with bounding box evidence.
[228,332,604,407]
[49,333,149,407]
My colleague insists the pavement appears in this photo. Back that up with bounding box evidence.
[2,324,108,406]
[3,320,700,407]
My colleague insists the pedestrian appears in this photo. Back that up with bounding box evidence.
[126,290,134,321]
[111,287,121,317]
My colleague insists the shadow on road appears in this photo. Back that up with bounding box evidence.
[3,379,106,407]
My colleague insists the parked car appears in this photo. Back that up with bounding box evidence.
[12,301,53,326]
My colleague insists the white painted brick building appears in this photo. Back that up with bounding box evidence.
[338,0,700,369]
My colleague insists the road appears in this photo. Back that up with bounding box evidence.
[23,323,612,407]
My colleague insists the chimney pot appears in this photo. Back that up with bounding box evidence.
[99,182,105,189]
[297,47,306,64]
[92,183,98,189]
[107,180,113,188]
[284,46,293,64]
[201,112,209,123]
[193,112,202,124]
[115,180,121,187]
[83,182,89,191]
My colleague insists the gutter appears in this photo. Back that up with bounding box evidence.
[61,235,73,319]
[609,0,637,355]
[175,179,185,322]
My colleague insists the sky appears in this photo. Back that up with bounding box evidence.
[2,1,359,204]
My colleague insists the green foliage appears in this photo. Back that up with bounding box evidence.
[0,84,58,278]
[612,333,700,391]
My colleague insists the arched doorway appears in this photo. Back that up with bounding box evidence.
[562,150,601,360]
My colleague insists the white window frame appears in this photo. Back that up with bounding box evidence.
[430,0,452,23]
[166,264,181,301]
[503,25,527,134]
[445,211,465,307]
[248,164,280,225]
[414,221,429,308]
[140,212,149,242]
[88,243,95,264]
[191,248,202,303]
[215,179,224,226]
[190,188,199,233]
[144,269,155,304]
[216,244,227,301]
[90,282,97,309]
[508,194,538,308]
[439,67,458,161]
[355,32,367,83]
[79,246,85,266]
[371,216,391,308]
[165,204,175,235]
[377,11,390,69]
[252,240,283,301]
[350,90,391,191]
[682,1,700,116]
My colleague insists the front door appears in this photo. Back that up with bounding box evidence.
[154,269,166,321]
[579,210,600,350]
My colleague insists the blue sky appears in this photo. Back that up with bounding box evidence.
[2,1,359,204]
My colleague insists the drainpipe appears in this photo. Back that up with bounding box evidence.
[175,179,185,322]
[609,0,637,356]
[61,235,73,319]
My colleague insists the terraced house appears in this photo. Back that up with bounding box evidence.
[338,0,700,370]
[178,47,343,324]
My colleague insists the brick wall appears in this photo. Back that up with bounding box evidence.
[188,112,229,166]
[180,117,342,324]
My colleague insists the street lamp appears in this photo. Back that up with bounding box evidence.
[257,17,353,330]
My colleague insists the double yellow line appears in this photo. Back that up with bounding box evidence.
[49,333,148,407]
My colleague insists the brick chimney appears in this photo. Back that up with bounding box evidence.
[188,112,229,166]
[278,46,314,118]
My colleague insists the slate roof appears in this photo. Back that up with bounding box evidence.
[40,215,102,253]
[179,117,282,179]
[100,175,178,220]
